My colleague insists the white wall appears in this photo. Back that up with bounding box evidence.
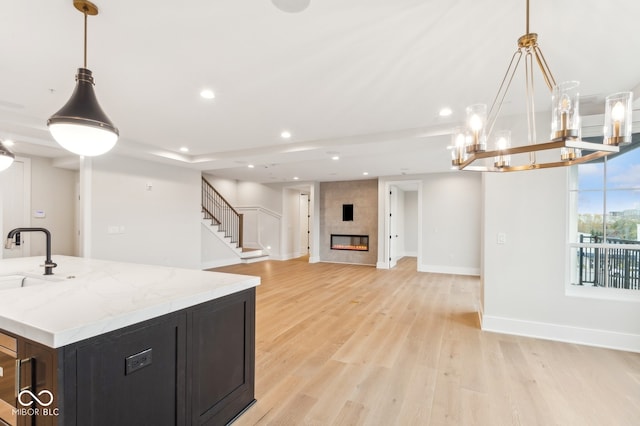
[202,174,237,204]
[236,206,282,255]
[404,191,418,256]
[201,222,241,269]
[482,168,640,352]
[90,155,201,269]
[421,172,481,275]
[238,181,282,212]
[282,188,301,259]
[30,156,77,256]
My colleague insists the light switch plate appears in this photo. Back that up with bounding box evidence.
[497,232,507,244]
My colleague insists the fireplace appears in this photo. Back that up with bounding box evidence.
[330,234,369,251]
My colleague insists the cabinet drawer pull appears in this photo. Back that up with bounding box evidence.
[15,358,32,398]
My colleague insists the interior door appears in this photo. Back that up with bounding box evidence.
[0,158,30,259]
[389,186,398,269]
[299,194,310,256]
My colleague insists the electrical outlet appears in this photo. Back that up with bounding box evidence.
[125,348,152,375]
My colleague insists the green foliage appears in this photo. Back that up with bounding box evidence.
[607,217,639,240]
[578,214,639,240]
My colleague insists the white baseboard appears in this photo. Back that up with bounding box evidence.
[482,315,640,353]
[418,264,480,276]
[376,261,389,269]
[267,253,300,261]
[200,258,241,270]
[319,260,376,267]
[309,256,320,263]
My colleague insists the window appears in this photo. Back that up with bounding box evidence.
[569,142,640,291]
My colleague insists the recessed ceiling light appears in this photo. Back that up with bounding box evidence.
[331,155,340,161]
[179,146,189,152]
[363,172,369,176]
[3,139,14,147]
[293,176,299,180]
[248,164,255,168]
[200,89,215,99]
[281,131,291,139]
[439,107,453,117]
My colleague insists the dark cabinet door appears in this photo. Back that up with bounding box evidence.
[69,314,186,426]
[187,288,255,425]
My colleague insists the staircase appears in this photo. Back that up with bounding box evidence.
[201,177,269,264]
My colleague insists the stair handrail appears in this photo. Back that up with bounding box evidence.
[202,177,243,248]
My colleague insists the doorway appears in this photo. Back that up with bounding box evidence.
[384,180,421,270]
[283,183,318,261]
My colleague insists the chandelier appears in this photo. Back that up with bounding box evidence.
[450,0,633,172]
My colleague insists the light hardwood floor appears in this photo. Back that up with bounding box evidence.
[212,257,640,426]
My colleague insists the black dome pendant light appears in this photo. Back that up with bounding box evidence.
[47,0,118,157]
[0,140,15,171]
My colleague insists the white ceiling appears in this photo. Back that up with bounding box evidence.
[1,0,639,183]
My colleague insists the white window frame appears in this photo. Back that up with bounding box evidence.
[567,147,640,302]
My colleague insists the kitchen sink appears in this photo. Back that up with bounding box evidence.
[0,273,66,290]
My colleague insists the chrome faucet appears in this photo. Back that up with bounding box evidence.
[5,228,57,275]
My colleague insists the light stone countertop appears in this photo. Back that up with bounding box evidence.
[0,255,259,348]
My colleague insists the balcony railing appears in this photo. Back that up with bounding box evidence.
[577,235,640,290]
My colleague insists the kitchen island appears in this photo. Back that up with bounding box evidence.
[0,255,259,426]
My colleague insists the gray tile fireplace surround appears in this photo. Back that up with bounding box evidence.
[320,179,378,265]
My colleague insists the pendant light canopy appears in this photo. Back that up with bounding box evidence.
[0,141,15,172]
[47,0,118,157]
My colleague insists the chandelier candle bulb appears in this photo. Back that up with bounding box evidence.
[450,129,467,167]
[560,95,570,131]
[551,81,580,140]
[493,130,512,168]
[612,102,623,138]
[604,92,633,146]
[465,104,487,153]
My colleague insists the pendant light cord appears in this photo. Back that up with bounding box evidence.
[83,7,88,68]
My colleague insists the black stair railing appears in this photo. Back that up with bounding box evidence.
[202,177,243,248]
